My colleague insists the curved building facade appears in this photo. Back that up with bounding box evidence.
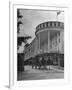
[35,21,64,53]
[24,21,64,67]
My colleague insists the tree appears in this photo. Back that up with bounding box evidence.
[17,36,31,49]
[17,9,32,71]
[17,9,31,48]
[17,9,23,33]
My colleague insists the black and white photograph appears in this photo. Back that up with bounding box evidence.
[17,8,64,81]
[0,0,71,89]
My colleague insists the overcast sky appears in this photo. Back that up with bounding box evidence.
[18,9,64,53]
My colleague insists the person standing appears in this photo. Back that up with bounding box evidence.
[48,57,51,70]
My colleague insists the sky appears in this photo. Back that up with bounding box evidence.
[17,9,64,53]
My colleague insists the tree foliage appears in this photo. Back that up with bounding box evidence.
[17,9,32,49]
[17,9,23,33]
[17,36,31,46]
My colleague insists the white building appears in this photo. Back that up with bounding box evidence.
[24,21,64,67]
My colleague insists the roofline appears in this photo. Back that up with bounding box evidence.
[35,21,64,34]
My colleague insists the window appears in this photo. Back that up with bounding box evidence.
[52,22,54,27]
[59,38,60,43]
[54,23,56,27]
[44,23,46,28]
[58,22,60,27]
[41,24,43,28]
[60,23,62,27]
[56,23,58,27]
[40,31,48,51]
[48,22,50,27]
[50,22,52,26]
[46,22,48,27]
[43,23,45,27]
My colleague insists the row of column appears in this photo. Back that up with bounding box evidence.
[38,30,61,68]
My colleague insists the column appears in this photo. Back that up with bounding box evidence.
[38,33,40,54]
[48,31,50,53]
[57,32,60,68]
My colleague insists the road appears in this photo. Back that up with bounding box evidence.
[17,65,64,81]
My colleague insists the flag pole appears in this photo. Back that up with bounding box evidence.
[56,11,61,21]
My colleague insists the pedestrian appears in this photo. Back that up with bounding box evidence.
[48,57,51,70]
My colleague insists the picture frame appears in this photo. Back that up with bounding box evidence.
[9,1,70,88]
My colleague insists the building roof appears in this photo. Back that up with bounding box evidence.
[35,21,64,34]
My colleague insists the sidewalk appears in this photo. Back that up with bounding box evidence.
[18,65,64,80]
[48,65,64,73]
